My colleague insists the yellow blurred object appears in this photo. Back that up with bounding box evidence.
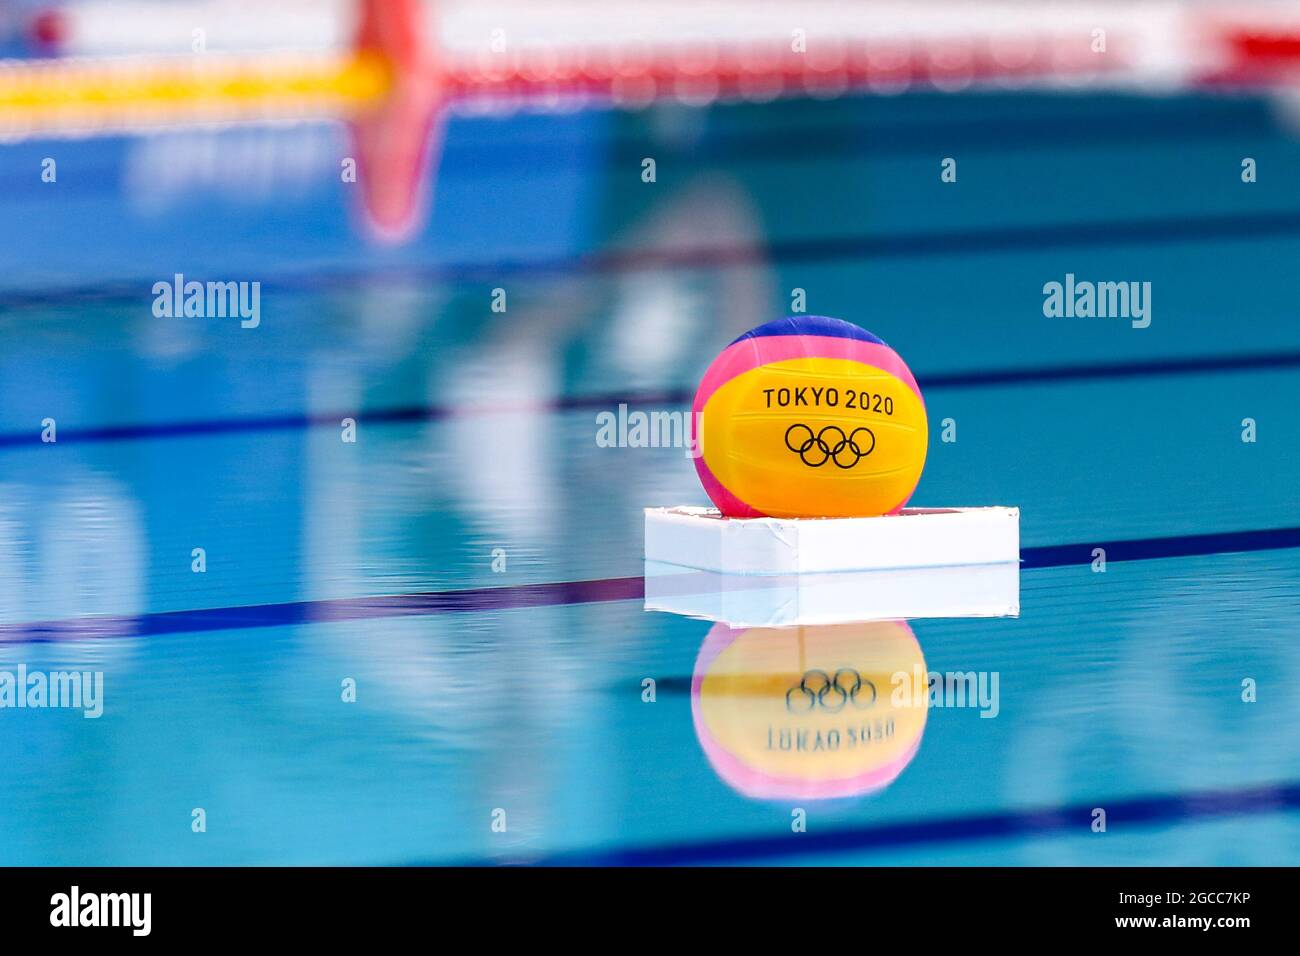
[0,51,392,135]
[692,620,928,801]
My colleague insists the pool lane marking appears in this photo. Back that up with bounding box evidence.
[1020,526,1300,568]
[0,388,692,448]
[921,349,1300,387]
[3,349,1299,449]
[2,525,1299,643]
[0,576,646,643]
[433,779,1300,866]
[8,208,1300,309]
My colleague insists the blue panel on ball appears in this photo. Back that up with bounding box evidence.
[728,315,886,347]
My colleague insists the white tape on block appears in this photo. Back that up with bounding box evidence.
[644,506,1020,575]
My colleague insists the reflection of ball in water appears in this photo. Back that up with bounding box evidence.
[691,316,927,518]
[691,620,928,801]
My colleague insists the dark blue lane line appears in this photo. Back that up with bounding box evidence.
[1021,526,1300,568]
[920,349,1300,388]
[4,350,1298,449]
[435,780,1300,866]
[7,208,1300,310]
[1,525,1297,644]
[0,576,646,644]
[0,389,691,449]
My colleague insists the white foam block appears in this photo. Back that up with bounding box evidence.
[644,506,1019,575]
[645,560,1020,626]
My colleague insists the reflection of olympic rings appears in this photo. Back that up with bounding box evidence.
[785,669,878,713]
[784,424,876,469]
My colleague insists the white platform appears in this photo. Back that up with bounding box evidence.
[644,506,1020,575]
[644,560,1020,626]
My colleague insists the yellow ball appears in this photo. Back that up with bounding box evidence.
[692,317,927,518]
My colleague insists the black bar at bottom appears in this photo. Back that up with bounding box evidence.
[0,866,1283,941]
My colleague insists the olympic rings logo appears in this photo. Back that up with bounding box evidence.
[784,424,876,468]
[786,669,878,713]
